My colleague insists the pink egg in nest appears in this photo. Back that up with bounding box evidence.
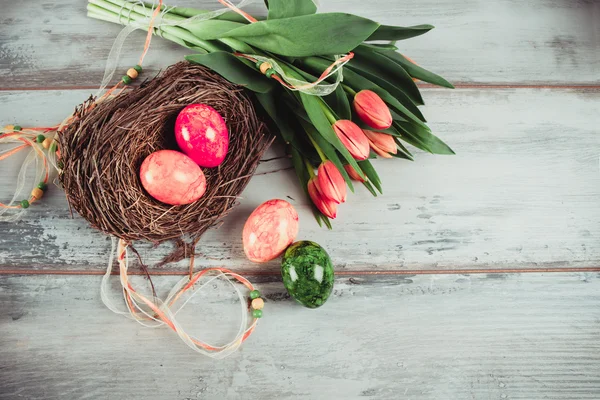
[140,150,206,206]
[175,103,229,168]
[243,199,300,263]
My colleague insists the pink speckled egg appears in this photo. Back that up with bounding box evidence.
[175,103,229,168]
[243,199,299,263]
[140,150,206,206]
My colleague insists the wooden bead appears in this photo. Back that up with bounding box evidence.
[42,137,53,149]
[259,62,272,74]
[31,188,44,200]
[4,124,14,131]
[251,298,264,310]
[127,68,139,79]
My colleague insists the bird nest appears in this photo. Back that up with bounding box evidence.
[58,62,271,245]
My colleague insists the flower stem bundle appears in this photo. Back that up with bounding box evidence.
[87,0,455,227]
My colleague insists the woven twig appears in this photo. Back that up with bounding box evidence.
[59,62,271,244]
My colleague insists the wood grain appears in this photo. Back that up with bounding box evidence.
[1,88,598,274]
[1,272,598,399]
[1,0,599,89]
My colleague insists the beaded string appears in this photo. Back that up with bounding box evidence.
[0,125,54,216]
[234,52,355,95]
[0,1,154,216]
[101,238,264,357]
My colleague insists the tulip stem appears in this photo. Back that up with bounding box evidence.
[342,84,357,97]
[304,158,316,178]
[319,101,337,125]
[305,131,327,162]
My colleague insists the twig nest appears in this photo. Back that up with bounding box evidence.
[58,62,270,242]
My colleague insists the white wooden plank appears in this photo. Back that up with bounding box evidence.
[0,0,598,88]
[1,88,599,273]
[1,272,599,399]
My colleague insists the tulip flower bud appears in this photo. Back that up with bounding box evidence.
[353,90,393,130]
[363,130,397,158]
[332,120,370,161]
[308,178,337,219]
[317,160,346,203]
[344,164,366,183]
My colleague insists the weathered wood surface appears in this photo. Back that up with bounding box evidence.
[1,272,599,399]
[1,0,599,89]
[1,88,599,273]
[1,0,600,399]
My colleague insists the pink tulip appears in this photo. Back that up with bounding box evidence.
[308,178,337,219]
[353,90,393,130]
[332,120,370,161]
[317,161,347,203]
[363,130,397,158]
[344,164,366,182]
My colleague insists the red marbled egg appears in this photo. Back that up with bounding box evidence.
[175,103,229,168]
[140,150,206,206]
[243,199,299,263]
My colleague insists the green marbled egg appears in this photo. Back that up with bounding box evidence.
[281,241,334,308]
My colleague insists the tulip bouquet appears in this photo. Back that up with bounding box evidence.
[87,0,455,227]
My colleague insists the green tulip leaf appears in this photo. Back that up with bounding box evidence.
[299,119,355,191]
[267,0,317,19]
[376,50,455,89]
[275,59,365,180]
[392,137,414,160]
[290,147,332,229]
[255,91,298,146]
[183,20,245,40]
[185,52,275,93]
[394,120,455,155]
[358,160,382,194]
[167,7,254,23]
[340,65,427,128]
[346,64,426,121]
[218,13,379,56]
[362,180,378,196]
[367,24,433,41]
[299,92,366,180]
[300,57,427,129]
[360,42,398,51]
[324,85,352,120]
[353,45,424,105]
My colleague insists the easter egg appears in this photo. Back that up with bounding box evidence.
[175,103,229,168]
[139,150,206,206]
[243,199,299,263]
[281,241,334,308]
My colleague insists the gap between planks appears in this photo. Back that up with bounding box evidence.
[1,266,599,276]
[1,83,600,92]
